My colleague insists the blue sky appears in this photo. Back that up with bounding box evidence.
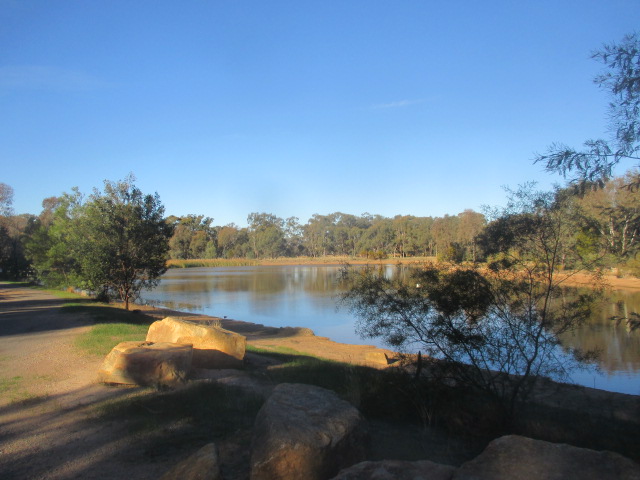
[1,1,638,226]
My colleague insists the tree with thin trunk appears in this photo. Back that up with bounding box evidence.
[74,176,173,309]
[341,186,602,421]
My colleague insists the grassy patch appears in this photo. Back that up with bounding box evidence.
[0,375,46,404]
[166,256,438,268]
[168,258,259,268]
[95,382,264,443]
[246,349,423,423]
[0,375,23,394]
[66,302,155,355]
[246,344,304,356]
[75,323,149,356]
[32,286,88,300]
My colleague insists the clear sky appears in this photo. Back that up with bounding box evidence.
[1,1,638,226]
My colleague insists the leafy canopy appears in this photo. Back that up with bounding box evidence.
[341,186,602,418]
[536,33,640,187]
[75,176,174,309]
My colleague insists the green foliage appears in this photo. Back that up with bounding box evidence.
[537,33,640,187]
[0,183,33,279]
[247,212,286,258]
[167,214,217,260]
[167,258,259,268]
[438,242,465,263]
[64,302,153,355]
[571,170,640,260]
[74,322,149,356]
[77,177,173,309]
[342,187,603,420]
[0,375,22,394]
[25,191,83,286]
[26,177,173,308]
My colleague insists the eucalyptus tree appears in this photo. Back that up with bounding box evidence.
[537,33,640,188]
[168,214,217,259]
[304,214,334,257]
[575,171,640,259]
[25,191,83,286]
[0,183,14,276]
[247,212,286,258]
[341,186,602,420]
[284,216,305,256]
[431,215,459,260]
[0,183,14,217]
[457,209,486,261]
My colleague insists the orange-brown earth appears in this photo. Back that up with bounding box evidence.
[0,284,473,480]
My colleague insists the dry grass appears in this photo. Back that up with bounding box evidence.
[168,256,437,268]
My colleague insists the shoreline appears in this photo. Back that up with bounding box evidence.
[167,256,640,290]
[166,255,436,269]
[556,271,640,291]
[127,300,396,368]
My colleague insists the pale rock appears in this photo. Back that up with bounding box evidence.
[250,383,368,480]
[364,351,388,366]
[98,341,192,387]
[146,316,246,368]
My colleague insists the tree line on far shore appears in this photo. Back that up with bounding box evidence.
[167,171,640,270]
[2,167,639,282]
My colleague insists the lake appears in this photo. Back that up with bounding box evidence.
[140,265,640,395]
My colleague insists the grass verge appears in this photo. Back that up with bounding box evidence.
[74,323,149,356]
[247,348,426,423]
[64,303,154,356]
[93,381,265,471]
[167,256,438,268]
[96,382,264,435]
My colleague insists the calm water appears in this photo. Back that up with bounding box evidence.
[140,265,640,395]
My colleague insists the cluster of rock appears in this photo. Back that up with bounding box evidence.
[159,382,640,480]
[98,316,246,387]
[95,319,640,479]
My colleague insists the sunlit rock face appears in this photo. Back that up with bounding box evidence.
[98,341,193,387]
[250,383,368,480]
[146,316,246,368]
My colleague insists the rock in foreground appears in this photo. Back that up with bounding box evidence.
[98,341,193,387]
[331,459,455,480]
[454,435,640,480]
[146,316,246,368]
[250,383,368,480]
[159,443,221,480]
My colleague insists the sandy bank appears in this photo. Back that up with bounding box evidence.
[133,302,396,368]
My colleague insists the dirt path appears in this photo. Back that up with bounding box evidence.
[0,285,432,479]
[0,285,199,480]
[0,283,495,479]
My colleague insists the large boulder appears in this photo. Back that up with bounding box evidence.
[98,341,192,387]
[331,460,455,480]
[454,435,640,480]
[250,383,368,480]
[159,443,221,480]
[146,317,246,368]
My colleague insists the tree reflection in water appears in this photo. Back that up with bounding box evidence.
[141,266,640,395]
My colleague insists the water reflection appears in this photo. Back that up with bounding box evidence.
[560,289,640,377]
[140,266,640,395]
